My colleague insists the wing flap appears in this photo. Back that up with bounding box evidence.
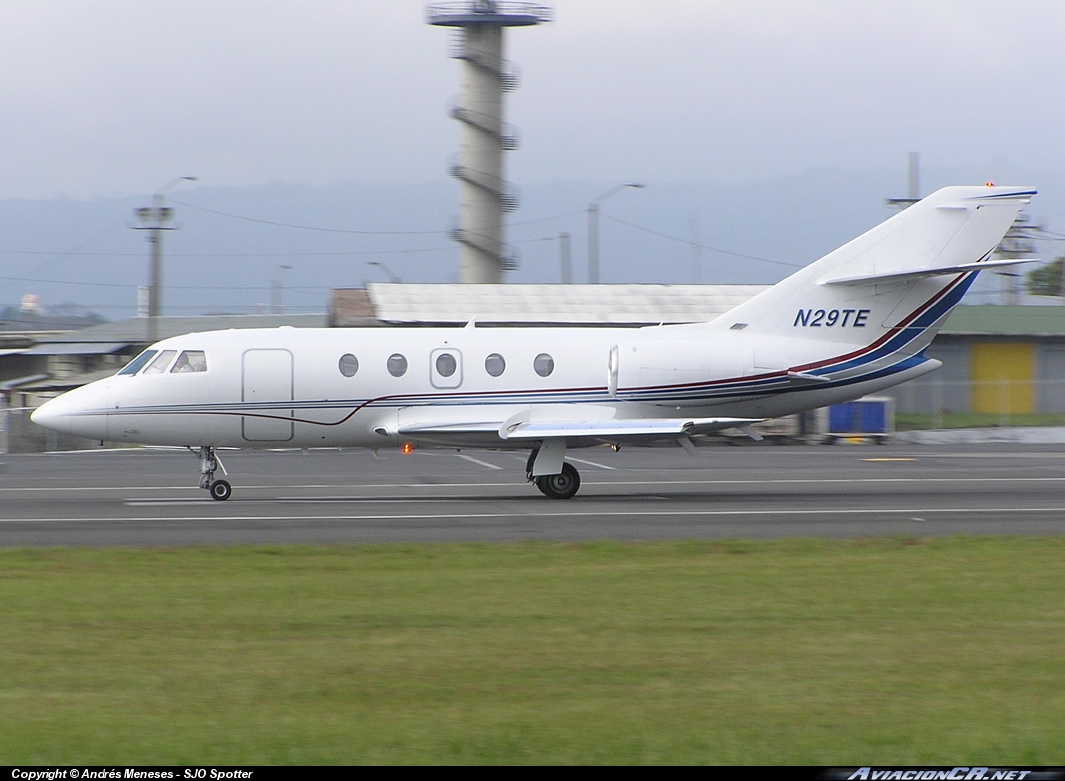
[500,417,763,440]
[395,420,502,435]
[377,405,763,443]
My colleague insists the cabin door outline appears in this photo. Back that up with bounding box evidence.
[241,348,294,441]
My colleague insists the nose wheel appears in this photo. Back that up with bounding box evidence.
[192,446,232,501]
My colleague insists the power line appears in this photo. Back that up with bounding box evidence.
[2,304,326,317]
[169,199,449,236]
[162,199,588,237]
[0,220,126,292]
[0,273,341,292]
[0,246,454,258]
[508,209,585,228]
[599,213,803,269]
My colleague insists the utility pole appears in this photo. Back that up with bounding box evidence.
[994,212,1041,305]
[886,152,921,211]
[132,176,197,342]
[559,232,572,283]
[689,211,700,284]
[271,265,293,314]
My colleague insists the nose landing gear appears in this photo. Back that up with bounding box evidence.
[192,446,231,501]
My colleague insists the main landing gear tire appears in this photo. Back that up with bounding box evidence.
[535,462,581,500]
[209,480,232,501]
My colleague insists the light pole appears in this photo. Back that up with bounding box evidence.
[133,176,197,340]
[367,261,402,283]
[587,183,644,284]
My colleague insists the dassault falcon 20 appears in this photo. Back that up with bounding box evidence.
[32,185,1036,500]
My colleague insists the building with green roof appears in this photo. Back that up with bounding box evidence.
[893,305,1065,415]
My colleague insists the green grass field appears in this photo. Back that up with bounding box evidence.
[1,538,1064,764]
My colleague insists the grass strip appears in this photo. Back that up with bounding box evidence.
[895,412,1065,430]
[0,537,1063,764]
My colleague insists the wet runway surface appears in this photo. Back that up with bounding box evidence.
[2,442,1065,546]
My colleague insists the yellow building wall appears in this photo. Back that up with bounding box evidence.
[971,341,1034,414]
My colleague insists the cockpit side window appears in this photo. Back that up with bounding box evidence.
[171,350,207,373]
[143,350,177,375]
[117,350,157,376]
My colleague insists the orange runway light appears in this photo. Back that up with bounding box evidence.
[401,442,414,454]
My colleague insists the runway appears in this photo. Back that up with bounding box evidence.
[2,442,1065,546]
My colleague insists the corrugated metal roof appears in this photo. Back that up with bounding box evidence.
[17,367,118,391]
[22,342,129,356]
[0,373,49,391]
[366,283,772,323]
[33,313,329,345]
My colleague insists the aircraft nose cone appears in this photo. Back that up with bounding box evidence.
[31,395,72,434]
[30,381,110,440]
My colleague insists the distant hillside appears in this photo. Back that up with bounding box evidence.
[0,165,1059,318]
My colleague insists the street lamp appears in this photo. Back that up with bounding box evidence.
[587,183,644,284]
[367,261,402,283]
[132,176,198,340]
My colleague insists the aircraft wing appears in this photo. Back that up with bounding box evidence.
[499,417,763,441]
[375,406,761,443]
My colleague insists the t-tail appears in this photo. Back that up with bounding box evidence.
[711,185,1036,385]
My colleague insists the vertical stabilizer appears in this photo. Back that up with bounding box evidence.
[712,186,1035,355]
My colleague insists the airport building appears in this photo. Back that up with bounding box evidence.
[891,305,1065,417]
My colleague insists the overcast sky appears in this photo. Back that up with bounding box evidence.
[2,1,1064,201]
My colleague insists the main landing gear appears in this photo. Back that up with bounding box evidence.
[192,446,231,501]
[526,445,581,500]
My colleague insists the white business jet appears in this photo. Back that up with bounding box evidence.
[32,185,1035,500]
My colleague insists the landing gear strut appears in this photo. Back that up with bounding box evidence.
[192,446,231,501]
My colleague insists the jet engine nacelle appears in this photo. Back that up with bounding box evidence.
[609,341,747,404]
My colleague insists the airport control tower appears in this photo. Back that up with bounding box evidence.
[428,2,551,283]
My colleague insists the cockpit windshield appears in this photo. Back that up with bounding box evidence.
[117,349,157,376]
[143,350,177,374]
[116,348,208,376]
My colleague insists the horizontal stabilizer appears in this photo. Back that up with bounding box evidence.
[500,417,762,440]
[820,257,1038,287]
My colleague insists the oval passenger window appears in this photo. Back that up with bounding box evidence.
[484,353,505,377]
[387,353,408,377]
[436,353,457,377]
[534,353,554,377]
[339,354,359,377]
